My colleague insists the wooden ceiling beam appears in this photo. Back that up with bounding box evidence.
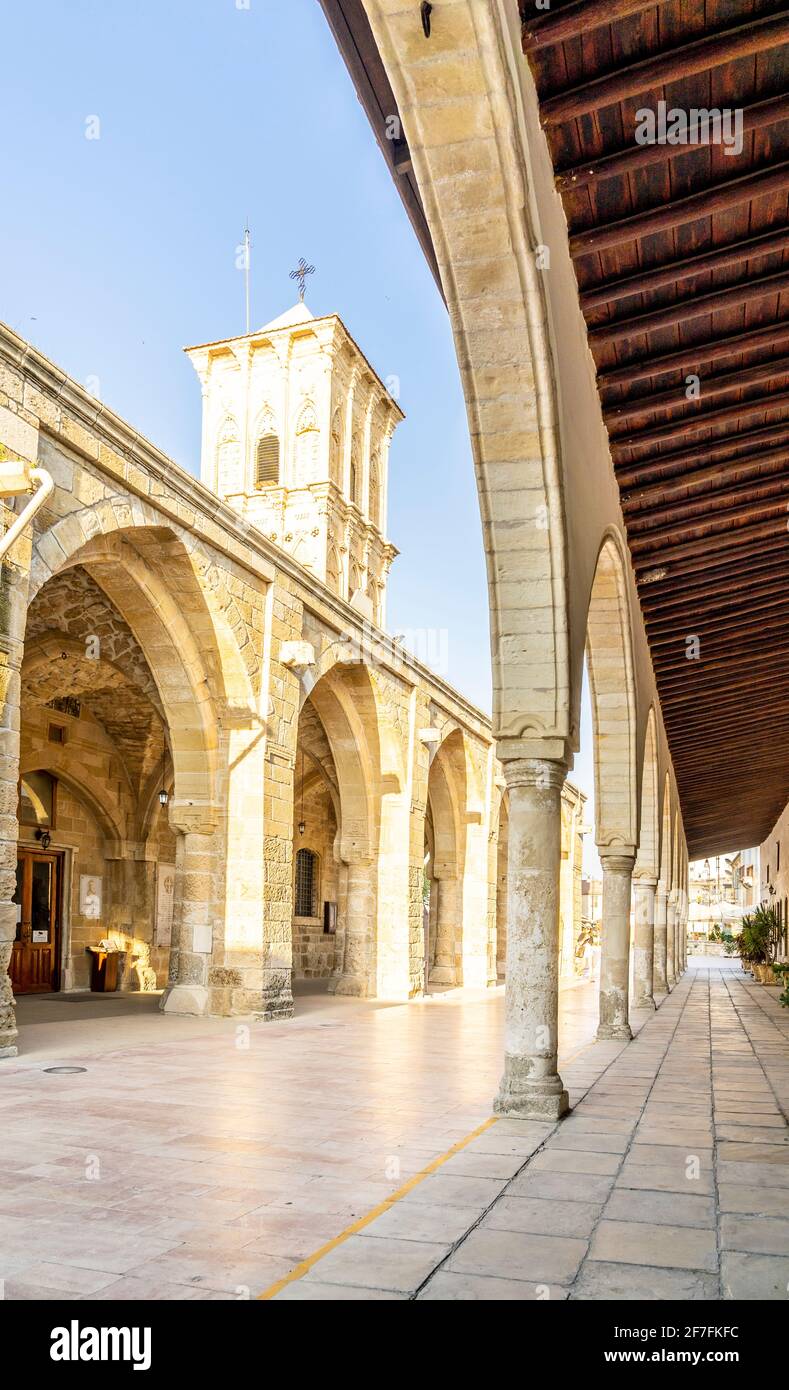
[558,96,789,195]
[571,163,789,257]
[610,392,789,452]
[584,227,789,311]
[609,362,789,426]
[589,269,789,347]
[654,649,789,690]
[540,12,789,125]
[626,474,789,534]
[521,0,666,51]
[598,324,789,391]
[635,537,788,585]
[644,575,789,620]
[631,514,789,563]
[615,426,789,487]
[648,595,789,643]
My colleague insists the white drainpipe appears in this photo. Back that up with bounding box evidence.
[0,467,54,563]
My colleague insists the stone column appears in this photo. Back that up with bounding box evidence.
[653,882,668,993]
[0,551,30,1058]
[597,851,635,1040]
[666,890,677,988]
[429,874,458,986]
[331,856,375,996]
[494,758,568,1121]
[632,875,657,1010]
[162,812,217,1016]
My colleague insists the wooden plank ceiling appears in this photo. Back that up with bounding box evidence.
[523,0,789,857]
[320,0,789,858]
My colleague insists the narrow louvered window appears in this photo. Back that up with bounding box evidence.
[255,434,280,485]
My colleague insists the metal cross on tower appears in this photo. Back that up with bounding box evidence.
[289,257,315,302]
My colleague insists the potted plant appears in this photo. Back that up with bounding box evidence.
[738,906,780,982]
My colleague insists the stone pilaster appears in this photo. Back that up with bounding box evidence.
[330,856,375,997]
[429,873,458,986]
[666,890,677,988]
[597,851,636,1040]
[161,811,218,1017]
[632,876,657,1010]
[0,539,30,1058]
[494,758,569,1121]
[653,882,668,994]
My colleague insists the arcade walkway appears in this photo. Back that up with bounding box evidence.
[0,961,786,1300]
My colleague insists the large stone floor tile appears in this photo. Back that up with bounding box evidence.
[438,1149,528,1181]
[274,1280,405,1300]
[588,1219,717,1272]
[418,1270,568,1300]
[721,1252,789,1300]
[481,1195,601,1239]
[720,1213,789,1256]
[548,1131,630,1154]
[604,1188,716,1228]
[570,1261,719,1300]
[396,1172,506,1209]
[617,1163,715,1196]
[528,1148,622,1176]
[297,1234,449,1294]
[358,1200,480,1245]
[447,1227,588,1285]
[717,1184,789,1217]
[508,1170,615,1204]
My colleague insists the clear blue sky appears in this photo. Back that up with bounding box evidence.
[1,0,597,855]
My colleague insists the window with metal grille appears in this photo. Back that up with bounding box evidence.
[295,848,318,918]
[255,433,280,485]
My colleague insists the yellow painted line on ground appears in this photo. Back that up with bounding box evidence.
[258,1033,607,1300]
[257,1114,499,1300]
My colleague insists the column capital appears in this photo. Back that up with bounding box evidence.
[633,874,658,890]
[168,801,219,836]
[599,850,636,874]
[500,756,567,792]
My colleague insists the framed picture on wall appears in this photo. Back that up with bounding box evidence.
[79,874,102,920]
[156,863,176,947]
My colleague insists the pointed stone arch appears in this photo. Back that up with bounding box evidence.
[586,533,638,853]
[19,752,126,851]
[359,0,570,753]
[635,707,660,881]
[27,513,257,815]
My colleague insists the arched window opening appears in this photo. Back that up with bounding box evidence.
[256,433,280,486]
[18,771,58,829]
[369,454,380,528]
[295,847,319,918]
[349,454,358,506]
[330,408,343,485]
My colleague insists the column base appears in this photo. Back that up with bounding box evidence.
[161,984,210,1016]
[329,974,369,998]
[596,1022,633,1041]
[0,1043,18,1058]
[494,1055,569,1121]
[428,965,456,986]
[632,995,656,1010]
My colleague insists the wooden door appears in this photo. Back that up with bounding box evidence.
[11,850,61,994]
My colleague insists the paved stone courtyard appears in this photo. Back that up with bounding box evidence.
[1,959,787,1301]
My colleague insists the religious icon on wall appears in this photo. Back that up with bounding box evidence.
[156,864,176,947]
[79,875,102,920]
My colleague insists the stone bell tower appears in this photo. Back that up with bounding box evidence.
[185,296,403,627]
